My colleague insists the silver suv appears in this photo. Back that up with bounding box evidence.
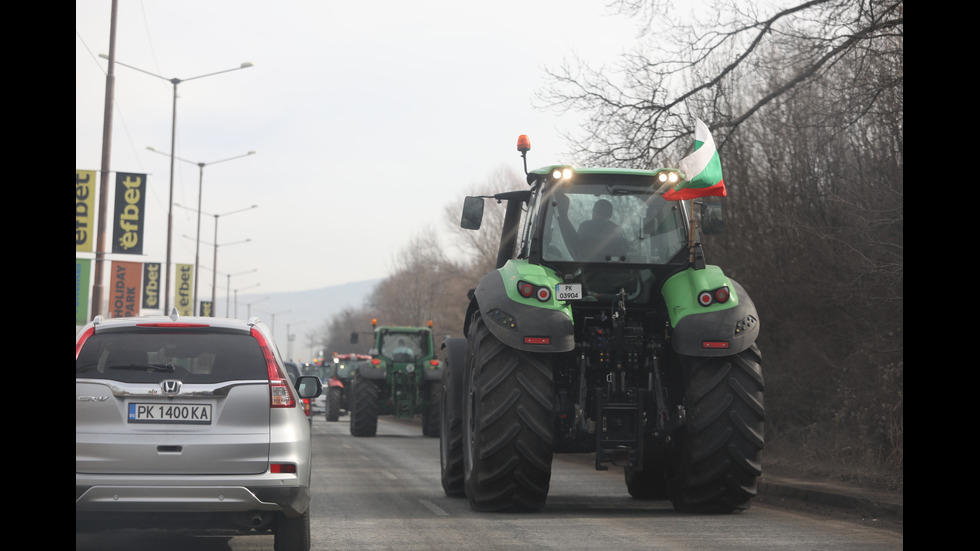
[75,311,323,551]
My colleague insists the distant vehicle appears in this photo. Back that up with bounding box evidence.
[76,311,323,550]
[301,362,329,414]
[348,319,443,437]
[285,361,314,427]
[323,353,372,421]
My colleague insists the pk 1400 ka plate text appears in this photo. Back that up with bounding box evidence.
[128,403,212,424]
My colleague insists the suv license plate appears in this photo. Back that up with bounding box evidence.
[555,283,582,301]
[128,403,212,424]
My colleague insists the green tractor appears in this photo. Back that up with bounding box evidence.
[323,353,372,422]
[349,319,443,437]
[439,129,764,513]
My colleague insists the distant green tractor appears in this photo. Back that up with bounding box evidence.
[349,319,443,437]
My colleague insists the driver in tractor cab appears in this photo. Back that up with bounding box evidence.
[391,338,415,360]
[555,194,629,261]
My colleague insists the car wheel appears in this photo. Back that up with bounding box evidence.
[273,508,310,551]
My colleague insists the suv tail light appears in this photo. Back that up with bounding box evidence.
[75,326,95,359]
[251,327,296,408]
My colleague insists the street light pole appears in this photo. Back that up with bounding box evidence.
[211,205,258,310]
[148,148,255,311]
[257,309,292,353]
[90,0,119,320]
[286,320,306,361]
[224,269,257,317]
[244,296,270,320]
[101,54,253,312]
[234,285,262,318]
[187,235,251,313]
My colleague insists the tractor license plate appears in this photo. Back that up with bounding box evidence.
[555,283,583,301]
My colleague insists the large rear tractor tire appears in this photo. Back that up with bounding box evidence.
[463,312,554,512]
[421,382,441,437]
[439,337,466,497]
[668,343,764,513]
[349,376,379,437]
[326,386,342,422]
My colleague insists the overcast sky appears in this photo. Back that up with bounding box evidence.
[76,1,642,303]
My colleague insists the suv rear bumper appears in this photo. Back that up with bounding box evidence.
[75,483,310,517]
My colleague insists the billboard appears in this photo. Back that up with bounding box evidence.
[111,172,147,255]
[142,262,162,310]
[76,258,92,325]
[109,261,142,318]
[76,170,96,253]
[175,264,194,316]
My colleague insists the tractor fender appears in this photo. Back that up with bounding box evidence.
[472,269,575,353]
[356,360,387,381]
[668,277,760,357]
[327,377,345,388]
[421,361,443,381]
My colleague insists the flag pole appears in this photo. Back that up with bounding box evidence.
[688,200,697,265]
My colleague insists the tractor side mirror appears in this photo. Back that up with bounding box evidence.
[460,196,484,230]
[350,332,358,344]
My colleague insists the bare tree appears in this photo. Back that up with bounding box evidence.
[368,232,454,327]
[321,306,376,356]
[442,164,526,276]
[538,0,903,164]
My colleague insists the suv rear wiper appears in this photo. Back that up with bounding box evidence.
[109,363,177,373]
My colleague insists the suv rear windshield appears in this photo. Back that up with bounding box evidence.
[76,331,267,384]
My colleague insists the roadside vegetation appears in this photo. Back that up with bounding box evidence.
[316,0,903,491]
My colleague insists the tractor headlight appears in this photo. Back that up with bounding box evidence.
[656,169,681,185]
[551,167,574,180]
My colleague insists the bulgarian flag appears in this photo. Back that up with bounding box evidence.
[664,118,726,201]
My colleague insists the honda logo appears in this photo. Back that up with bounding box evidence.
[160,379,182,395]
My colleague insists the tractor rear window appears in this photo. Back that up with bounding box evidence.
[541,182,687,265]
[380,332,428,360]
[75,332,267,384]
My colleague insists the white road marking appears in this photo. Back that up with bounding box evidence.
[419,499,448,516]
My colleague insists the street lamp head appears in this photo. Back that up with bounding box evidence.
[241,62,254,68]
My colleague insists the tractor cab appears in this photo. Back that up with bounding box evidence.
[463,164,698,305]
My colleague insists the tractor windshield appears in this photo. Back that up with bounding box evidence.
[380,331,428,362]
[539,178,688,266]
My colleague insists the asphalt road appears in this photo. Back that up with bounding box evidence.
[77,415,902,550]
